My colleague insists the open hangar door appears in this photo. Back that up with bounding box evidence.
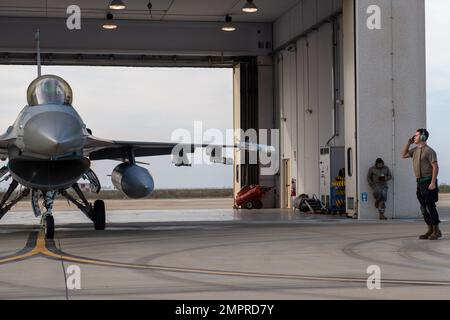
[0,6,278,209]
[232,56,277,209]
[273,0,427,219]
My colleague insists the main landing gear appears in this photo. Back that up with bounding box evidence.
[0,179,31,221]
[0,168,106,240]
[59,184,106,232]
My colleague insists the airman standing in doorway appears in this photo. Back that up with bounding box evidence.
[367,158,392,220]
[402,129,442,240]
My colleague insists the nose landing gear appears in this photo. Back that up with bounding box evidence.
[33,190,56,239]
[42,214,55,239]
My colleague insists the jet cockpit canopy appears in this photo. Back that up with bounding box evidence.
[27,75,73,107]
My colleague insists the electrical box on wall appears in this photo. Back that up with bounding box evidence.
[319,147,345,209]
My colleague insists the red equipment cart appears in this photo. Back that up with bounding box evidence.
[235,185,272,209]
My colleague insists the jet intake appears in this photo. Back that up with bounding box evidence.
[8,158,90,190]
[111,163,154,199]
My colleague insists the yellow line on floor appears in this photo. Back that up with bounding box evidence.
[0,231,45,263]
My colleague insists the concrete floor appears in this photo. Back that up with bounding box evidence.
[1,197,450,300]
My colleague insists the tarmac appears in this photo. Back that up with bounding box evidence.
[1,197,450,300]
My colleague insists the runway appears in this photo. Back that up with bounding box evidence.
[2,198,450,299]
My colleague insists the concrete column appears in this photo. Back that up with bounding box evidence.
[354,0,426,219]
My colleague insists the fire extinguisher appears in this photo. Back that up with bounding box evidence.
[291,178,297,197]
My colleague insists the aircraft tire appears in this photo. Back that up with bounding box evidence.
[45,215,55,239]
[93,200,106,231]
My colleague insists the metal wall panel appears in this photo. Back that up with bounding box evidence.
[277,21,338,200]
[278,52,288,206]
[275,54,284,206]
[318,0,334,21]
[296,39,307,194]
[304,32,320,195]
[288,49,298,183]
[335,14,346,148]
[278,49,298,207]
[273,0,342,50]
[317,24,334,150]
[302,0,318,34]
[291,4,304,42]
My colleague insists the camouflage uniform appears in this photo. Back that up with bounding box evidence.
[367,160,392,215]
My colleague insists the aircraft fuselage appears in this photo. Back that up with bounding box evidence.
[7,104,91,190]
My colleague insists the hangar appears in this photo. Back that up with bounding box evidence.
[0,0,426,219]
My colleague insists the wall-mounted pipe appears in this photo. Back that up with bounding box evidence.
[326,16,341,147]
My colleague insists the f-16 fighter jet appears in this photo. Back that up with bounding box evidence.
[0,74,270,238]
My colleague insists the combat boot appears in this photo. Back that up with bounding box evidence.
[429,225,442,241]
[379,213,387,220]
[419,225,433,240]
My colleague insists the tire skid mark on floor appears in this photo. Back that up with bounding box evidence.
[2,230,450,287]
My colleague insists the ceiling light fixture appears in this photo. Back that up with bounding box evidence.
[221,15,236,32]
[102,12,118,30]
[109,0,126,10]
[242,0,258,13]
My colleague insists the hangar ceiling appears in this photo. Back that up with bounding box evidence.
[0,0,301,23]
[0,0,304,66]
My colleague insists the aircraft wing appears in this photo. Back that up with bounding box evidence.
[85,137,188,160]
[84,136,271,162]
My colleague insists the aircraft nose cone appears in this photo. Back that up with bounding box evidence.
[23,112,85,156]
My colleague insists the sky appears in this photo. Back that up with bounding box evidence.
[0,0,448,188]
[0,66,234,189]
[425,0,450,183]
